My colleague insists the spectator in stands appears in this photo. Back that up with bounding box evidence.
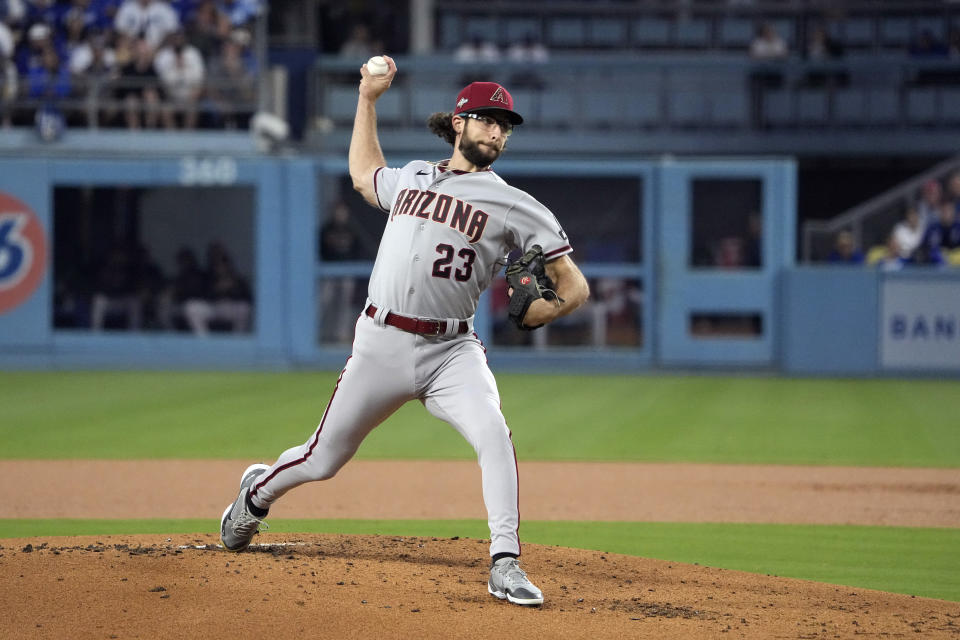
[163,246,209,334]
[217,0,260,28]
[947,170,960,214]
[203,242,252,333]
[206,27,254,128]
[62,0,98,56]
[805,24,843,61]
[132,243,166,329]
[948,28,960,59]
[743,212,762,268]
[0,17,13,59]
[339,22,375,58]
[749,22,787,128]
[91,244,142,330]
[319,200,361,343]
[803,24,847,88]
[507,32,548,64]
[114,0,179,51]
[0,49,16,127]
[154,29,204,129]
[891,206,924,261]
[909,29,948,59]
[871,232,908,272]
[916,178,942,231]
[827,230,864,264]
[918,200,960,264]
[70,29,117,126]
[25,0,61,28]
[1,0,26,25]
[455,34,500,63]
[186,0,230,60]
[20,21,56,73]
[115,36,162,128]
[27,44,72,100]
[749,22,787,60]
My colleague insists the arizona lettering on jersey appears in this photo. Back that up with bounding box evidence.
[390,188,489,243]
[369,160,572,320]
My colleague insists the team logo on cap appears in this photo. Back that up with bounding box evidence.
[0,191,47,315]
[490,87,509,105]
[457,97,468,108]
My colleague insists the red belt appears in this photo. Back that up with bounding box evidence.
[365,304,469,336]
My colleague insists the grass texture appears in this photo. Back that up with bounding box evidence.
[2,371,959,466]
[2,519,957,602]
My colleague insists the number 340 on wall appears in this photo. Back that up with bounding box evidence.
[179,156,238,186]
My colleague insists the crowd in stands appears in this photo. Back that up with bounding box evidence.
[828,171,960,269]
[55,239,253,334]
[0,0,262,130]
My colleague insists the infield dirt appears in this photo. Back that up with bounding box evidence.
[1,460,958,639]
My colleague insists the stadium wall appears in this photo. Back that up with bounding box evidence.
[0,151,956,376]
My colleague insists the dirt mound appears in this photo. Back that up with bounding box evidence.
[2,534,958,639]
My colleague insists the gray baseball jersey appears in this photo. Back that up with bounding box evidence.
[246,158,573,561]
[370,160,572,320]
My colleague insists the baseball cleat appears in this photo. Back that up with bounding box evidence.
[488,557,544,606]
[220,463,271,552]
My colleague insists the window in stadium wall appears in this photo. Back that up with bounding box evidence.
[508,176,642,264]
[52,186,255,335]
[689,178,763,270]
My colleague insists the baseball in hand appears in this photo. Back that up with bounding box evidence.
[366,56,388,76]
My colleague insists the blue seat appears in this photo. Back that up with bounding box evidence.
[916,17,946,41]
[548,18,586,47]
[834,89,866,123]
[879,17,911,47]
[539,89,576,126]
[711,92,748,126]
[675,18,710,48]
[842,18,874,46]
[797,90,828,124]
[463,17,498,42]
[764,90,793,125]
[505,18,540,44]
[583,89,621,126]
[588,18,627,48]
[942,89,960,122]
[632,18,670,47]
[620,74,662,126]
[439,15,461,50]
[326,86,360,122]
[866,89,899,124]
[907,89,937,123]
[720,18,753,47]
[411,87,453,123]
[668,74,706,125]
[507,89,536,123]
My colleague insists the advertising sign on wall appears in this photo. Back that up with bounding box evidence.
[0,191,47,315]
[880,279,960,371]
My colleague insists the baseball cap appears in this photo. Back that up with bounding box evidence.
[29,23,51,41]
[453,82,524,125]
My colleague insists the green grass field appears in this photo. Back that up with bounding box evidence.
[3,372,959,466]
[2,371,958,601]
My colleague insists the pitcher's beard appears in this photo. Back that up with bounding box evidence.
[459,137,502,168]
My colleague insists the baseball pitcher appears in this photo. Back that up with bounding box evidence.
[220,55,590,607]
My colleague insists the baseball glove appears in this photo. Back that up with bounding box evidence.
[505,245,563,330]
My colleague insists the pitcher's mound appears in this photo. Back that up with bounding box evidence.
[1,533,957,639]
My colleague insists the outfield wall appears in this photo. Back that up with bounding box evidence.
[0,151,956,376]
